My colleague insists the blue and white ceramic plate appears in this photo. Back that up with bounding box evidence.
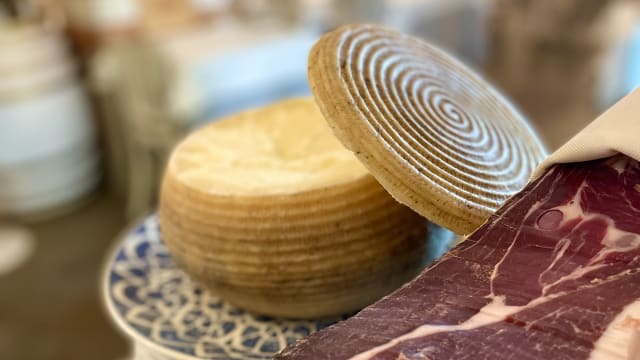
[103,215,341,360]
[103,215,457,360]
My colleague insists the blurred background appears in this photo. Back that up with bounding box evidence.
[0,0,639,359]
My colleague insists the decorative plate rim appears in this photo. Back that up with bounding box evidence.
[101,216,201,360]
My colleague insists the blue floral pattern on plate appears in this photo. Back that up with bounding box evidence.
[103,215,340,360]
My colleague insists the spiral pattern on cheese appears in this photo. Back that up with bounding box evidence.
[308,25,547,234]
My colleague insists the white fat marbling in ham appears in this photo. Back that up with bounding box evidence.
[348,296,521,360]
[590,300,640,360]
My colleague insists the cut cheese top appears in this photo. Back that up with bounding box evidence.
[168,98,369,196]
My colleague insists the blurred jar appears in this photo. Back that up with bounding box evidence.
[63,0,141,56]
[0,23,100,220]
[489,0,639,108]
[232,0,301,26]
[329,0,385,27]
[486,0,639,148]
[65,0,140,31]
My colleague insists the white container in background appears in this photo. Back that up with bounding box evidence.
[0,150,100,215]
[0,83,95,166]
[0,60,75,99]
[0,141,98,199]
[0,24,100,219]
[64,0,140,31]
[0,30,67,71]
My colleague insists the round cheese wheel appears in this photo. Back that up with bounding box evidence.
[159,97,428,318]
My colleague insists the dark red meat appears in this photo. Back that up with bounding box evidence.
[276,155,640,360]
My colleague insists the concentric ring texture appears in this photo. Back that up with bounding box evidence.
[308,25,547,234]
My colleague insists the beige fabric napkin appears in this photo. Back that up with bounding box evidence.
[532,87,640,179]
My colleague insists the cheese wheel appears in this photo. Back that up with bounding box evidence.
[159,98,428,318]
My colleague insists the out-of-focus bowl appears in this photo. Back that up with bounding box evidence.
[0,152,100,216]
[0,141,98,200]
[0,26,68,73]
[0,83,95,166]
[0,61,75,99]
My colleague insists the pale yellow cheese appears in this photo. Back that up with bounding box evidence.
[169,98,369,196]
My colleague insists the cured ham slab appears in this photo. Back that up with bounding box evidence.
[276,155,640,360]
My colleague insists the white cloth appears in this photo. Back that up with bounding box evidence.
[532,87,640,179]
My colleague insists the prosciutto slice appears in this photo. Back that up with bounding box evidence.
[276,155,640,360]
